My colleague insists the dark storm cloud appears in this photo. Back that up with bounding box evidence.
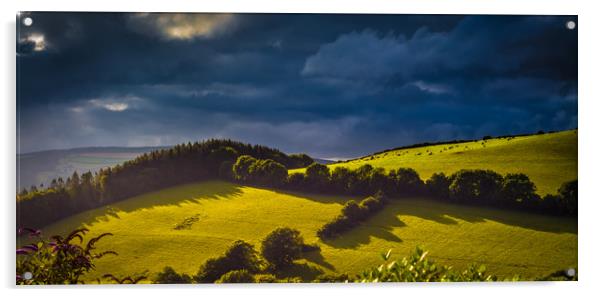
[17,13,577,157]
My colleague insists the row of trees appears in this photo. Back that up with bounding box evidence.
[18,140,577,230]
[427,170,577,216]
[17,140,314,229]
[230,155,577,216]
[317,192,388,239]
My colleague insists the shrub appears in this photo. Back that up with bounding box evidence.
[152,266,192,284]
[194,240,261,283]
[341,201,366,221]
[215,269,255,283]
[314,273,351,283]
[425,173,451,200]
[254,273,278,283]
[318,193,388,239]
[330,167,354,193]
[359,196,385,213]
[305,163,331,191]
[348,165,376,195]
[558,180,577,216]
[261,227,305,269]
[248,159,288,186]
[500,173,538,207]
[224,240,263,271]
[16,228,117,285]
[367,168,389,196]
[317,215,356,239]
[355,247,501,282]
[232,155,258,182]
[286,172,306,190]
[449,170,503,204]
[195,257,231,283]
[393,168,424,197]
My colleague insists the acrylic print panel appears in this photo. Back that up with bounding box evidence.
[16,12,577,284]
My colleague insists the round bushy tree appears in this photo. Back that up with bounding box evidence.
[449,170,503,204]
[394,168,424,196]
[194,240,261,283]
[558,180,577,216]
[232,155,258,182]
[248,159,288,186]
[286,172,306,190]
[341,200,365,221]
[501,173,537,206]
[261,227,304,269]
[426,173,451,200]
[223,240,262,272]
[305,163,330,191]
[330,167,354,194]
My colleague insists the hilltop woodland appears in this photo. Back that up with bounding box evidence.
[17,140,314,228]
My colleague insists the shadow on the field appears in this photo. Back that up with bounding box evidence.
[303,250,335,271]
[400,198,578,234]
[322,208,406,249]
[74,180,245,227]
[269,188,351,205]
[321,197,576,249]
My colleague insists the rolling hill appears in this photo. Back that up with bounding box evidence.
[30,181,577,282]
[17,147,164,191]
[291,130,578,196]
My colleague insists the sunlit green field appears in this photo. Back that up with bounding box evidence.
[34,181,577,283]
[291,130,577,196]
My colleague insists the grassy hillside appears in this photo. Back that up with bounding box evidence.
[291,130,578,196]
[28,181,577,282]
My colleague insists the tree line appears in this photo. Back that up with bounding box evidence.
[317,191,388,239]
[17,140,314,229]
[18,140,576,230]
[230,157,577,217]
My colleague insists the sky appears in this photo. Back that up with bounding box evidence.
[17,13,577,158]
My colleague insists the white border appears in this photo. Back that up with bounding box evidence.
[2,1,600,296]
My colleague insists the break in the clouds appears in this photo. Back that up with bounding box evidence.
[127,13,235,40]
[16,13,577,158]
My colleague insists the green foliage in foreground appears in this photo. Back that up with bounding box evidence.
[356,247,503,282]
[16,228,122,285]
[19,224,575,284]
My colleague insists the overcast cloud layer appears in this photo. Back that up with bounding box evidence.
[17,13,577,158]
